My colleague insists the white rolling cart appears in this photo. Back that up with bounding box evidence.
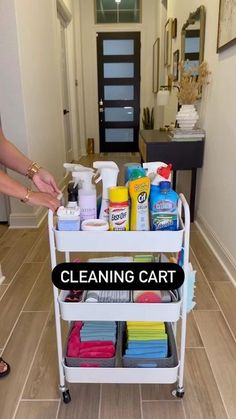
[48,193,190,404]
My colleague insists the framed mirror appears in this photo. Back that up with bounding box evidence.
[181,5,206,75]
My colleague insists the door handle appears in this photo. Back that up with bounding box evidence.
[99,98,103,106]
[63,109,70,115]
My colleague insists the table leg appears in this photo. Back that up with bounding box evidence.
[190,169,197,222]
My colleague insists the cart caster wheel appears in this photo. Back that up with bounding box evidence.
[62,390,71,404]
[172,388,185,398]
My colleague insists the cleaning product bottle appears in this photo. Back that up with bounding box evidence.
[109,186,129,231]
[128,168,150,231]
[150,181,179,231]
[93,161,119,221]
[143,162,172,185]
[124,162,141,184]
[72,169,96,222]
[67,182,78,208]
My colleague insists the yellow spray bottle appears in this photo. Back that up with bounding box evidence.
[128,168,150,231]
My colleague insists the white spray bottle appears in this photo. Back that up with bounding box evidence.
[72,169,97,222]
[93,161,119,221]
[143,162,172,185]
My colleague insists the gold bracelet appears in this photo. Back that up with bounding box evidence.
[26,162,41,180]
[20,188,32,203]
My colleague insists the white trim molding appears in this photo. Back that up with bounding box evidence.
[196,215,236,286]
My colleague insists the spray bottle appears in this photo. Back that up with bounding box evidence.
[72,169,97,222]
[93,161,119,221]
[143,162,172,185]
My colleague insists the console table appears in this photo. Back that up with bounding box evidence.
[139,129,205,222]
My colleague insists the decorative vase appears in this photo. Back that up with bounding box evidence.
[176,104,199,130]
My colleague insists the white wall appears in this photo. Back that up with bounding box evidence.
[77,0,158,152]
[165,0,236,278]
[0,0,78,227]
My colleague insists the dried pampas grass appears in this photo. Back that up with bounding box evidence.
[177,61,210,105]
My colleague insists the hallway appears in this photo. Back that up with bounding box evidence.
[0,154,236,419]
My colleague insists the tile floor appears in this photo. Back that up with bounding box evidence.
[0,153,235,419]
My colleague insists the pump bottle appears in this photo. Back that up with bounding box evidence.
[72,169,96,222]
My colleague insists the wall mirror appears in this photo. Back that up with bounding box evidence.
[181,5,206,75]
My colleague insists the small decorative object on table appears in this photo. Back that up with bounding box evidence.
[142,107,154,130]
[175,61,210,130]
[169,128,205,142]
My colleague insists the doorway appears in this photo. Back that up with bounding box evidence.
[97,32,140,152]
[57,13,73,162]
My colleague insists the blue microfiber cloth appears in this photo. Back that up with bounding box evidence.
[128,338,167,346]
[186,263,196,312]
[124,351,168,358]
[127,343,167,351]
[128,340,167,348]
[83,321,117,326]
[126,347,167,356]
[81,336,116,343]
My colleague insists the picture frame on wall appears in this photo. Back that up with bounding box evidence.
[152,37,160,93]
[164,18,173,67]
[172,49,179,81]
[217,0,236,52]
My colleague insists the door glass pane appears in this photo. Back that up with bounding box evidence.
[95,0,141,23]
[104,85,134,101]
[105,107,134,122]
[104,63,134,78]
[103,40,134,55]
[119,11,140,23]
[97,11,117,23]
[105,128,134,143]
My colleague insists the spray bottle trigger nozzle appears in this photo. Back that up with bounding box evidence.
[94,174,102,184]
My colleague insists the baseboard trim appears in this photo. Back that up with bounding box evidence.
[9,206,46,228]
[195,215,236,286]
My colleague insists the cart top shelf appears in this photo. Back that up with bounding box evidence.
[48,193,189,253]
[53,228,184,252]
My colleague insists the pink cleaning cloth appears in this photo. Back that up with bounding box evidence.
[67,334,81,357]
[79,351,114,358]
[79,363,100,367]
[80,340,114,349]
[79,345,114,354]
[79,348,115,358]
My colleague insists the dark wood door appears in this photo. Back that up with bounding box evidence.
[97,32,140,152]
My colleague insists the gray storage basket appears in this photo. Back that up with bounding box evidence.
[65,322,121,368]
[122,323,178,368]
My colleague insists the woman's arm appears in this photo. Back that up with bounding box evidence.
[0,171,59,212]
[0,127,60,195]
[0,127,33,175]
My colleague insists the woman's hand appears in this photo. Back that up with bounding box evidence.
[28,191,60,212]
[32,168,60,197]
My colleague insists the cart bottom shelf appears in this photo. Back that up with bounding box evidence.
[63,362,179,384]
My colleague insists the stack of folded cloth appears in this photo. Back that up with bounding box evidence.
[85,290,130,303]
[67,321,117,360]
[123,321,168,359]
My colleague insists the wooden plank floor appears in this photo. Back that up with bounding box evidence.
[0,153,235,419]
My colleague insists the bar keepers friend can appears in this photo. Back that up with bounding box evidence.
[109,187,129,231]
